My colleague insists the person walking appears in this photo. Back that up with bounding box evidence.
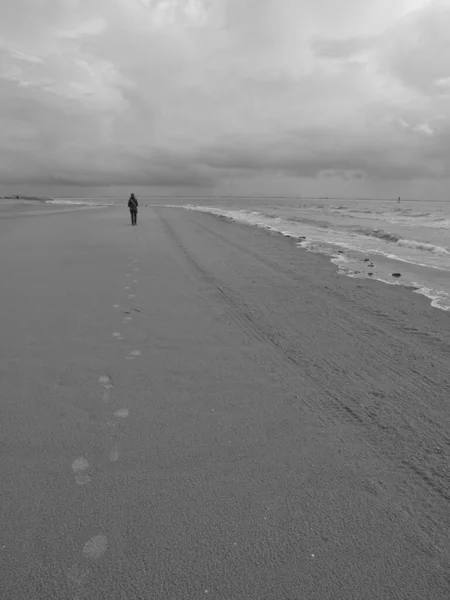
[128,193,138,225]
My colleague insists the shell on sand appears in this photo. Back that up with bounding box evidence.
[114,408,129,418]
[72,456,89,472]
[109,448,119,462]
[83,535,108,560]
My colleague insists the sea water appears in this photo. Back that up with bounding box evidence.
[181,197,450,312]
[50,196,450,311]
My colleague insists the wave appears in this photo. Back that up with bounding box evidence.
[411,286,450,311]
[187,206,450,257]
[253,211,279,220]
[355,228,402,243]
[183,204,450,311]
[289,217,330,228]
[397,239,450,255]
[354,227,449,254]
[423,218,450,229]
[46,199,113,207]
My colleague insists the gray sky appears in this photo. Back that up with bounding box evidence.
[1,0,449,198]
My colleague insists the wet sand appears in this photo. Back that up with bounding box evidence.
[0,198,102,218]
[0,205,449,599]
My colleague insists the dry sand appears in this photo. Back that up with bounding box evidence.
[0,205,449,599]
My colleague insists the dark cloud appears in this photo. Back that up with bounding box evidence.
[194,124,450,181]
[0,0,448,196]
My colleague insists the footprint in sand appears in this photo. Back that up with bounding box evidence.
[113,332,121,337]
[125,286,130,290]
[126,350,140,360]
[113,305,120,309]
[127,294,136,299]
[109,447,120,462]
[72,456,91,485]
[123,316,132,321]
[114,408,129,418]
[83,535,108,560]
[99,376,113,402]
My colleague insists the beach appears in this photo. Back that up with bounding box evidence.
[0,204,449,599]
[178,197,450,311]
[50,195,450,311]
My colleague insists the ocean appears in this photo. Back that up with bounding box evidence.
[49,196,450,312]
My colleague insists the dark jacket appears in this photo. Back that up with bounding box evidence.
[128,197,138,212]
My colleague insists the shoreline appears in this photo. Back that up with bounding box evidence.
[2,196,448,311]
[0,196,51,202]
[181,206,449,325]
[182,206,450,312]
[0,200,109,218]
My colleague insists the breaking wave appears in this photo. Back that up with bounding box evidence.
[46,199,114,207]
[355,228,449,254]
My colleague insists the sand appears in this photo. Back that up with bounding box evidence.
[0,205,449,599]
[0,198,100,218]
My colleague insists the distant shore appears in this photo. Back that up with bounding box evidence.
[0,195,52,202]
[0,196,103,218]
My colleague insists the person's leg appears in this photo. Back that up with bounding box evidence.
[130,210,134,225]
[134,212,137,225]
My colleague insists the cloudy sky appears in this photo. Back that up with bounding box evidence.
[1,0,449,199]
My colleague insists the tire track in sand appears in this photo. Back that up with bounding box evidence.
[158,210,450,564]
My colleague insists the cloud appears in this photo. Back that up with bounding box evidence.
[312,35,377,60]
[0,0,449,195]
[194,123,447,181]
[380,0,450,96]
